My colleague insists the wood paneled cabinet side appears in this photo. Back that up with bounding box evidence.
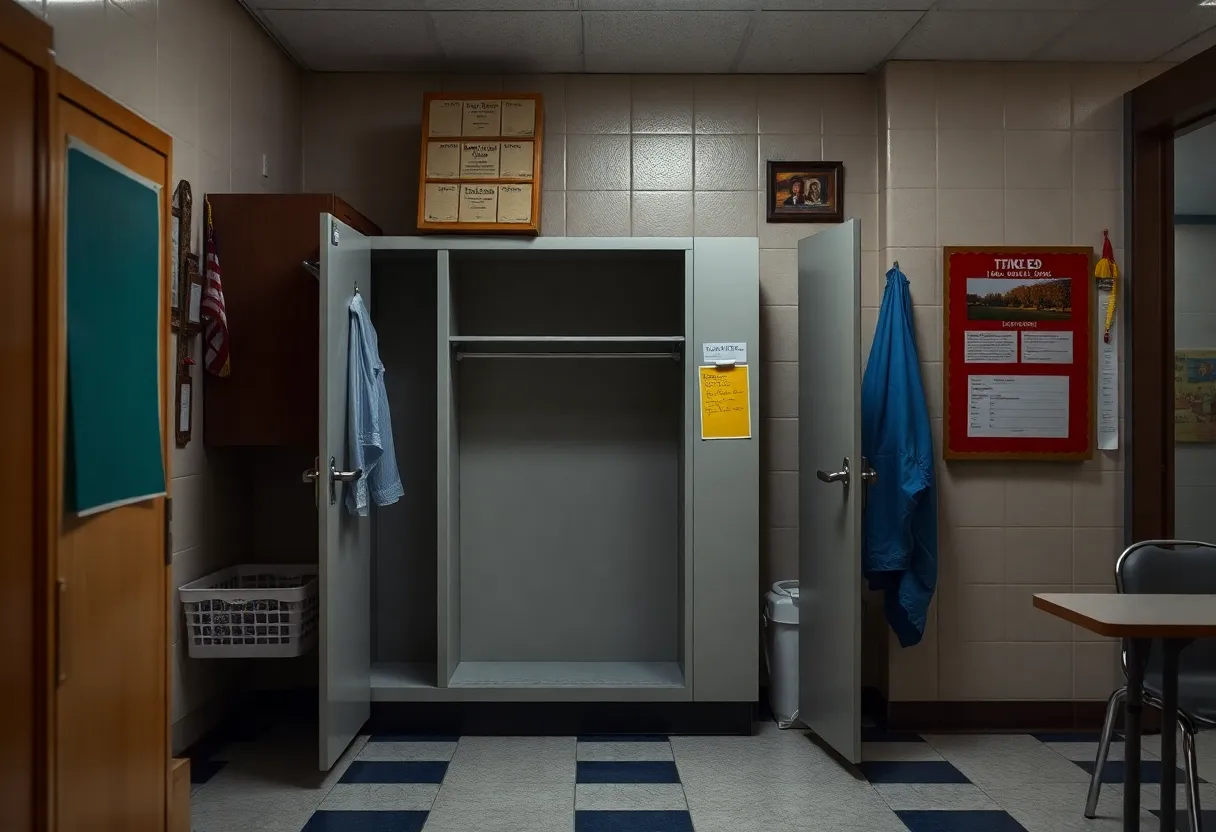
[203,195,379,447]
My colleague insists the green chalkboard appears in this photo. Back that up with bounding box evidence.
[64,144,165,516]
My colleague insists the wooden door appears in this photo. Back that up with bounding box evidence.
[53,71,173,832]
[0,3,53,831]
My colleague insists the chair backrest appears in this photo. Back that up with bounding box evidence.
[1117,540,1216,700]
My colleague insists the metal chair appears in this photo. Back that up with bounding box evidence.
[1085,540,1216,832]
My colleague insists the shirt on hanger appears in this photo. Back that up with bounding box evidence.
[346,293,404,516]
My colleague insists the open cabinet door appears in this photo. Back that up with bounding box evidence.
[797,220,864,764]
[317,215,372,770]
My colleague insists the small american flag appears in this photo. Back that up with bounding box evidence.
[202,198,230,377]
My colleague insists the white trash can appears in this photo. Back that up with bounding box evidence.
[762,580,799,728]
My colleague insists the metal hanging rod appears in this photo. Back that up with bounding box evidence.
[456,351,681,362]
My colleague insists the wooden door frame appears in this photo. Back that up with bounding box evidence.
[51,68,174,830]
[0,3,54,831]
[1127,45,1216,542]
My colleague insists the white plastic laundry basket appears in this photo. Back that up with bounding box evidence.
[179,564,318,659]
[763,580,799,728]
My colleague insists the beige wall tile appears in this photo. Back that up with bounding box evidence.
[105,0,158,121]
[1005,471,1074,528]
[566,75,631,134]
[941,583,1006,643]
[883,62,937,131]
[761,362,798,419]
[887,129,937,190]
[567,134,630,190]
[936,65,1005,131]
[1071,64,1141,132]
[694,76,757,134]
[942,527,1006,585]
[1002,65,1072,131]
[1073,641,1120,701]
[938,188,1004,247]
[631,75,694,134]
[939,465,1007,528]
[764,471,798,529]
[1005,189,1072,246]
[862,306,879,365]
[504,73,566,135]
[540,194,565,236]
[632,135,692,191]
[888,615,938,701]
[1073,471,1124,528]
[921,361,943,419]
[1005,528,1073,585]
[157,0,200,147]
[1005,130,1072,190]
[1073,130,1122,191]
[861,250,880,309]
[694,191,757,237]
[758,76,822,134]
[849,191,880,252]
[821,75,877,136]
[1004,643,1073,699]
[913,304,941,362]
[887,189,937,248]
[937,130,1004,190]
[630,192,692,237]
[824,134,878,194]
[694,135,757,191]
[760,304,798,362]
[542,134,566,191]
[1073,189,1122,247]
[47,0,108,91]
[940,641,1010,700]
[760,249,798,306]
[566,191,631,236]
[1073,527,1122,585]
[763,418,798,474]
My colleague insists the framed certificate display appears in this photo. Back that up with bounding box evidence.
[943,246,1095,461]
[417,92,543,235]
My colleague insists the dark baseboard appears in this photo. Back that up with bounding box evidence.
[886,700,1162,733]
[369,701,756,737]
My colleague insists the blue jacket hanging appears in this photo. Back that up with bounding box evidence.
[860,265,937,647]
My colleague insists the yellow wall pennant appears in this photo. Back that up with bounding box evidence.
[699,365,752,440]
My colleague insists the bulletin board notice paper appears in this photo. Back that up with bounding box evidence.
[967,375,1069,439]
[699,365,751,440]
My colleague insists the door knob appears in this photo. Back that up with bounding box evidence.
[816,457,850,485]
[861,459,877,485]
[327,456,362,506]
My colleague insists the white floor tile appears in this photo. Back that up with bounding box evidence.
[920,733,1092,789]
[873,783,999,811]
[575,782,688,811]
[985,782,1158,832]
[862,741,944,762]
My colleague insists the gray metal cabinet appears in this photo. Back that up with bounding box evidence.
[317,228,759,715]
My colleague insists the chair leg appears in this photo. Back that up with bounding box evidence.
[1086,686,1126,819]
[1181,717,1202,832]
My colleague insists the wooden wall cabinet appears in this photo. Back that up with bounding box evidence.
[204,194,379,447]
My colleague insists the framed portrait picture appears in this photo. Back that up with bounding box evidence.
[766,161,844,223]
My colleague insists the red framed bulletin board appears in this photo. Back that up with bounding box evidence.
[943,247,1095,461]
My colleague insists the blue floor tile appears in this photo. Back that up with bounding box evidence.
[896,810,1029,831]
[366,735,460,743]
[1073,759,1198,784]
[577,734,669,742]
[339,761,448,784]
[575,810,694,832]
[189,759,226,784]
[577,761,681,784]
[301,811,428,831]
[1151,808,1216,831]
[861,761,971,784]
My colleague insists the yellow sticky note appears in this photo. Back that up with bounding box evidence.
[699,365,751,440]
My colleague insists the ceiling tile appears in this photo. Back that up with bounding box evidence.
[431,11,582,63]
[426,0,576,9]
[1035,10,1216,62]
[738,11,922,73]
[254,0,426,8]
[933,0,1102,8]
[893,10,1081,60]
[758,0,930,9]
[581,0,754,10]
[263,10,440,70]
[1163,24,1216,62]
[583,11,752,73]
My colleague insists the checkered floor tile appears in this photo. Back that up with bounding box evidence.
[188,722,1216,831]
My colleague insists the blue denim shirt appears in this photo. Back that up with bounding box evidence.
[346,293,404,516]
[861,266,938,647]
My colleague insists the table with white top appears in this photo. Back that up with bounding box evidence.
[1034,593,1216,832]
